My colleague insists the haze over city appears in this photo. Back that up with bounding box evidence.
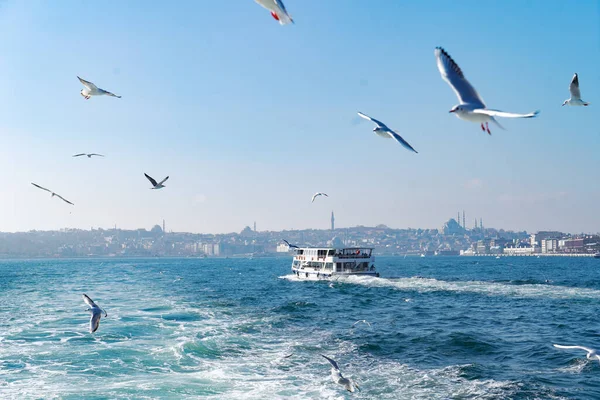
[0,0,598,234]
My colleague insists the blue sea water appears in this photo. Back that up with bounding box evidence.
[1,256,600,399]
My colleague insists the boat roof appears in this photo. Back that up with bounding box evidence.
[296,247,374,250]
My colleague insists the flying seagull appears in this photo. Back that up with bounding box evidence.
[144,173,169,189]
[357,112,418,153]
[282,239,299,249]
[320,354,359,393]
[255,0,294,25]
[434,47,539,135]
[31,183,74,205]
[553,344,600,364]
[352,320,372,328]
[311,192,328,203]
[562,74,590,107]
[78,76,121,100]
[83,294,107,334]
[73,153,104,158]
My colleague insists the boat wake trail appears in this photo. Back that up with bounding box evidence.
[334,275,600,300]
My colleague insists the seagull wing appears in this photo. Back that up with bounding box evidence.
[321,354,340,371]
[55,194,74,205]
[311,193,318,203]
[78,76,98,91]
[90,310,102,333]
[569,73,581,100]
[89,153,105,157]
[144,173,158,187]
[274,0,293,22]
[99,88,121,98]
[472,109,539,119]
[158,176,169,185]
[83,293,98,308]
[322,193,328,197]
[435,47,486,108]
[282,239,291,246]
[553,344,595,353]
[72,153,86,157]
[357,112,387,129]
[387,129,418,153]
[31,183,52,193]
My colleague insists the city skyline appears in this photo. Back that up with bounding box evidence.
[0,1,598,234]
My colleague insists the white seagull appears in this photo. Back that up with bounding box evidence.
[83,294,107,334]
[553,344,600,364]
[255,0,294,25]
[73,153,104,158]
[78,76,121,100]
[435,47,539,135]
[31,183,74,205]
[321,354,359,393]
[311,192,328,203]
[562,74,590,107]
[357,112,418,153]
[144,173,169,189]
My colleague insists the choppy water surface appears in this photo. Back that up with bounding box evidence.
[1,257,599,399]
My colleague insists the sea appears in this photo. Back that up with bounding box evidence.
[1,256,599,399]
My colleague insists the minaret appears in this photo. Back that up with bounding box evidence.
[480,218,483,231]
[162,219,165,234]
[457,212,461,227]
[462,211,465,230]
[253,221,257,232]
[331,211,335,231]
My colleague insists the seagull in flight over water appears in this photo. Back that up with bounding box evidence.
[78,76,121,100]
[83,294,107,334]
[31,183,74,205]
[282,239,299,249]
[144,173,169,189]
[553,344,600,364]
[434,47,539,135]
[357,112,418,153]
[73,153,104,158]
[311,192,328,203]
[562,74,590,107]
[321,354,359,393]
[255,0,294,25]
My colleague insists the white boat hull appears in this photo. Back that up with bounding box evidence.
[291,268,379,280]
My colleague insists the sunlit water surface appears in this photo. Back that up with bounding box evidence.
[1,257,599,399]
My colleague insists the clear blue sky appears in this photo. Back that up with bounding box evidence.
[0,0,598,234]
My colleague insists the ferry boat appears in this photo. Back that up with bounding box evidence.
[594,252,600,259]
[291,247,378,280]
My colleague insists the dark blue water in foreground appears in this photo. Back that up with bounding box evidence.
[1,256,599,399]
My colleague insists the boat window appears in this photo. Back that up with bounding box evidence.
[328,250,335,256]
[297,249,303,255]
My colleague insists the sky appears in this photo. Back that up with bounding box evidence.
[0,0,599,234]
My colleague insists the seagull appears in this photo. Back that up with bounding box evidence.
[434,47,539,135]
[352,320,372,328]
[73,153,105,158]
[144,173,169,189]
[357,112,418,153]
[311,192,328,203]
[255,0,294,25]
[78,76,121,100]
[320,354,359,393]
[31,183,74,205]
[83,294,107,334]
[282,239,299,249]
[563,74,590,107]
[553,344,600,364]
